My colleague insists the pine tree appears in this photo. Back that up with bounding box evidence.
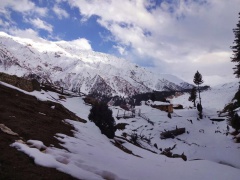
[228,109,240,132]
[88,102,116,139]
[193,71,204,105]
[188,87,197,107]
[231,12,240,78]
[228,12,240,131]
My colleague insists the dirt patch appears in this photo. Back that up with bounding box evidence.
[0,131,76,180]
[0,83,86,179]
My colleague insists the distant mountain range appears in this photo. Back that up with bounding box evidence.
[0,32,193,97]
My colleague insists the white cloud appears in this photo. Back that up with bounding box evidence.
[8,28,42,41]
[67,0,240,85]
[70,38,92,51]
[163,50,236,86]
[113,45,126,55]
[0,0,48,37]
[27,18,53,33]
[53,5,69,19]
[0,0,47,16]
[57,38,92,51]
[34,7,48,17]
[0,0,35,13]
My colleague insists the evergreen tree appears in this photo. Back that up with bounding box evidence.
[88,102,116,139]
[228,12,240,131]
[193,71,204,105]
[228,109,240,132]
[188,87,197,107]
[231,113,240,132]
[231,12,240,78]
[150,92,156,102]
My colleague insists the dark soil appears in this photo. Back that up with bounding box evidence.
[0,83,86,179]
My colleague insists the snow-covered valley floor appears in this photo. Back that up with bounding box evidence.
[4,81,240,180]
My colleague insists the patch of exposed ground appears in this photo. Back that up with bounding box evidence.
[0,83,85,179]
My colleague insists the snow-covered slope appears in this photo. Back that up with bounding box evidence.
[0,32,193,96]
[172,82,239,111]
[4,80,240,180]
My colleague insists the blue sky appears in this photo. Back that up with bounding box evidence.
[0,0,240,85]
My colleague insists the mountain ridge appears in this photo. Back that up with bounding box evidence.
[0,32,193,96]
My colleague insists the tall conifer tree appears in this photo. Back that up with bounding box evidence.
[229,12,240,131]
[193,71,203,105]
[231,13,240,78]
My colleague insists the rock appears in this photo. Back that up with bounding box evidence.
[0,72,39,92]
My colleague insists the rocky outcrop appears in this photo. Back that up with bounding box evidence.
[0,72,40,92]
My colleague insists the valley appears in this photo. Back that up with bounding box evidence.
[0,32,239,180]
[0,78,239,179]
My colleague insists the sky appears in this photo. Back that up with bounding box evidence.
[0,0,239,86]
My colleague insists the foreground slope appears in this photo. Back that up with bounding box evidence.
[0,32,192,97]
[3,81,239,180]
[0,81,83,179]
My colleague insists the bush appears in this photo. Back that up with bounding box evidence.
[88,102,116,139]
[129,132,139,145]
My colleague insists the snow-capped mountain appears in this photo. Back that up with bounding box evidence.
[0,32,193,96]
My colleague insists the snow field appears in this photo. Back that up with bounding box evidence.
[7,81,240,179]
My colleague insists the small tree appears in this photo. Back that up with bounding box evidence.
[228,111,240,132]
[188,87,197,107]
[193,71,204,105]
[231,12,240,78]
[88,102,116,139]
